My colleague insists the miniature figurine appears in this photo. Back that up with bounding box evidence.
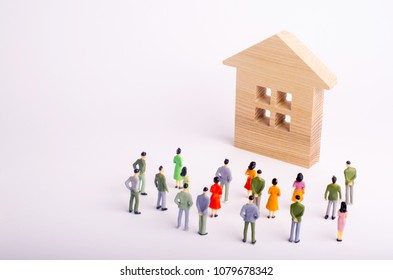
[223,31,337,168]
[124,169,141,214]
[289,195,305,243]
[344,160,357,205]
[244,161,257,197]
[215,159,232,203]
[174,183,193,231]
[196,187,210,235]
[324,176,342,220]
[173,148,183,188]
[266,178,281,218]
[132,152,147,195]
[337,201,348,242]
[240,195,260,244]
[251,169,265,210]
[180,166,190,188]
[154,166,168,211]
[291,173,305,202]
[209,177,223,217]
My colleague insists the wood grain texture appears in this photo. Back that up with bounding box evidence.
[224,31,336,168]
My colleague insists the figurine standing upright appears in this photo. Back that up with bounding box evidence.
[174,183,193,231]
[196,187,210,235]
[173,148,183,188]
[209,177,223,218]
[266,178,281,218]
[324,176,342,220]
[344,160,357,205]
[337,201,348,242]
[180,166,190,188]
[154,166,168,211]
[251,169,265,210]
[289,195,305,243]
[244,161,257,197]
[291,173,305,202]
[215,159,232,203]
[240,195,260,244]
[124,169,141,214]
[133,152,147,195]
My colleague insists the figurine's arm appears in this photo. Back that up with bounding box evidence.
[124,177,132,190]
[228,168,232,183]
[338,186,342,200]
[324,186,329,200]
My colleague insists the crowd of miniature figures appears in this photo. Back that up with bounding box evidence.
[124,150,357,243]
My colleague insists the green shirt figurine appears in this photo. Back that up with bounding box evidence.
[133,152,147,195]
[251,170,265,210]
[344,160,357,205]
[324,176,342,220]
[174,183,193,231]
[289,195,304,243]
[155,166,168,211]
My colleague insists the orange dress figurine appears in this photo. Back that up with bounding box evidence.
[244,161,257,197]
[209,177,223,218]
[266,178,281,218]
[291,173,305,202]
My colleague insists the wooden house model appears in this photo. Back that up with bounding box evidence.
[223,31,337,168]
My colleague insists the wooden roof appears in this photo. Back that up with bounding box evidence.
[223,31,337,90]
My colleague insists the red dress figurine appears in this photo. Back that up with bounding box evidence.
[209,177,223,218]
[244,161,257,197]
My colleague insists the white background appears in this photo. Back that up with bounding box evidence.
[1,0,393,260]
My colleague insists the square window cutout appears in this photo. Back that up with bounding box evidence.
[256,86,271,105]
[255,108,270,126]
[275,113,290,131]
[277,91,292,110]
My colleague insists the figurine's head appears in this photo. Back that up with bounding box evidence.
[248,161,256,170]
[176,148,181,155]
[332,176,337,184]
[257,169,262,176]
[183,183,189,189]
[346,160,351,166]
[141,151,146,158]
[272,178,278,185]
[134,168,140,175]
[180,166,187,177]
[203,187,208,193]
[296,173,303,182]
[224,159,229,165]
[159,165,164,173]
[339,201,347,213]
[248,195,254,202]
[213,176,220,184]
[295,195,301,201]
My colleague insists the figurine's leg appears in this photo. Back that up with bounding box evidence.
[156,192,161,208]
[184,209,189,230]
[345,184,350,204]
[295,222,301,242]
[139,173,146,193]
[129,191,134,212]
[332,200,337,219]
[350,185,354,204]
[201,215,207,234]
[177,209,183,228]
[251,222,256,243]
[243,222,249,242]
[224,183,229,202]
[134,192,139,212]
[325,201,332,218]
[162,192,166,209]
[289,221,295,242]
